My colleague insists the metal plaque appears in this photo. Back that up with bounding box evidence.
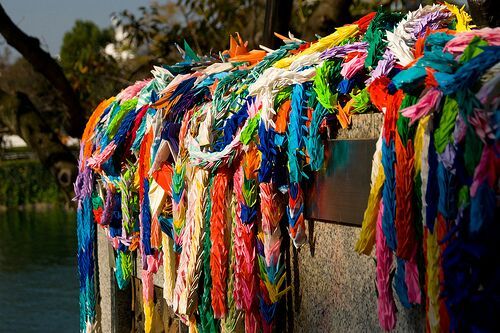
[304,139,377,226]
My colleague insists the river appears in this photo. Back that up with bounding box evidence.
[0,209,78,332]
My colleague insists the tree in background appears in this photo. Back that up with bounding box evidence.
[1,57,64,131]
[110,0,267,79]
[113,0,355,59]
[60,20,121,111]
[0,4,81,196]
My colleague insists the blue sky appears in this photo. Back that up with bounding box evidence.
[1,0,151,57]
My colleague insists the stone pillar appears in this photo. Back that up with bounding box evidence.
[97,228,132,333]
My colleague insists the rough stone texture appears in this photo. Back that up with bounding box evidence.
[292,222,424,333]
[131,277,181,333]
[127,222,424,333]
[97,227,113,333]
[336,113,383,140]
[97,228,132,333]
[135,253,165,287]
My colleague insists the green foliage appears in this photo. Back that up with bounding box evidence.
[60,20,114,70]
[0,160,62,207]
[60,20,121,110]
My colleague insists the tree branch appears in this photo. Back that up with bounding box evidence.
[0,4,85,138]
[0,89,77,198]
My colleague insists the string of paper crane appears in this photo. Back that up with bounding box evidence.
[75,3,500,332]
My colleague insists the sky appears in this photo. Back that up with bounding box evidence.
[1,0,151,57]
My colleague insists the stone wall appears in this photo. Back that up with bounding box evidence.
[290,113,424,332]
[292,222,424,332]
[97,223,425,333]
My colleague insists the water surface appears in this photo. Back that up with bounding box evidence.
[0,209,78,332]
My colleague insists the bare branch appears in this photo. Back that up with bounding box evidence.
[0,89,77,198]
[0,4,85,137]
